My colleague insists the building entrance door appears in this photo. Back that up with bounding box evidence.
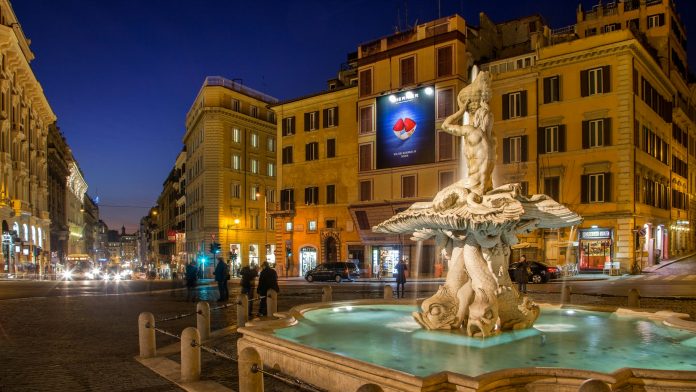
[324,237,337,262]
[300,246,317,277]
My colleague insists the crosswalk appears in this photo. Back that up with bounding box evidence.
[622,274,696,282]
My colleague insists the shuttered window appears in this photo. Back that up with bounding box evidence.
[359,181,372,202]
[438,131,454,160]
[326,138,336,158]
[355,210,370,229]
[502,91,527,120]
[582,118,612,148]
[400,56,415,86]
[305,142,319,161]
[359,106,374,134]
[439,171,455,190]
[359,144,372,171]
[323,107,339,128]
[282,117,296,136]
[326,185,335,204]
[502,135,528,163]
[437,88,454,119]
[544,177,560,202]
[359,69,372,96]
[538,125,566,154]
[581,173,611,203]
[543,76,560,103]
[282,146,293,164]
[304,187,319,205]
[581,66,611,96]
[401,175,416,198]
[436,46,453,77]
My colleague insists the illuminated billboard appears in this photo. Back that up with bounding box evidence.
[376,86,435,169]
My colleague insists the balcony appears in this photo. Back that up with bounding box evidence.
[271,201,295,216]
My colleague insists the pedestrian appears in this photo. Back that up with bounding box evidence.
[214,257,230,302]
[395,259,408,298]
[257,262,279,316]
[185,260,198,302]
[240,264,257,317]
[515,255,530,294]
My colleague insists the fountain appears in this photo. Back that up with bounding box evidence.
[237,70,696,391]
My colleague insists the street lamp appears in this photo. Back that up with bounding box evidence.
[256,191,268,265]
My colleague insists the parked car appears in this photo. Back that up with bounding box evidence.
[305,262,360,283]
[508,261,560,284]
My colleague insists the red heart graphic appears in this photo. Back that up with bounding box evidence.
[393,118,405,132]
[403,117,416,132]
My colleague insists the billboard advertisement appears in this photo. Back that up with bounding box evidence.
[376,86,435,169]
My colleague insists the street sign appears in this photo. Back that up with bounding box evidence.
[638,228,646,237]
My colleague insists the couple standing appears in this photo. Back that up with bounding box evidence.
[239,262,279,317]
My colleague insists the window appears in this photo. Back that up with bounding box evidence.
[326,184,335,204]
[250,105,258,118]
[359,180,372,201]
[503,135,528,163]
[582,173,609,203]
[359,143,372,171]
[544,177,560,202]
[543,76,560,103]
[267,136,275,152]
[250,158,259,173]
[231,99,239,112]
[282,146,293,164]
[582,118,611,148]
[304,186,319,205]
[267,188,275,203]
[439,171,455,190]
[436,46,453,77]
[437,88,454,119]
[520,181,529,196]
[627,18,639,30]
[285,221,293,232]
[400,56,415,86]
[603,23,620,32]
[250,185,259,200]
[232,154,241,170]
[359,106,374,134]
[502,91,527,120]
[581,66,610,96]
[323,107,338,128]
[267,162,275,177]
[282,116,296,136]
[267,112,275,123]
[438,131,454,161]
[280,188,294,210]
[305,142,319,161]
[355,210,370,230]
[308,220,318,232]
[250,132,258,147]
[540,125,566,153]
[401,175,416,198]
[359,69,372,96]
[305,111,319,131]
[326,138,336,158]
[231,183,240,199]
[232,128,241,143]
[647,13,665,29]
[325,219,336,229]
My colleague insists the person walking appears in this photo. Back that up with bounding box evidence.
[257,262,279,317]
[515,255,530,294]
[240,264,258,318]
[395,259,408,298]
[185,260,198,302]
[214,257,230,302]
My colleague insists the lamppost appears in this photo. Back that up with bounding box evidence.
[256,191,268,265]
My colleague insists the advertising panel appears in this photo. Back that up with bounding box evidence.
[376,86,435,169]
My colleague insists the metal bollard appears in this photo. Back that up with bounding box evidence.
[322,286,333,302]
[181,327,201,382]
[384,285,393,299]
[197,302,210,341]
[578,378,611,392]
[561,285,572,304]
[628,288,641,308]
[267,289,278,317]
[138,312,156,358]
[237,294,248,328]
[238,347,264,392]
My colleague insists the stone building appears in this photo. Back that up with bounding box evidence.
[152,149,186,273]
[270,54,362,277]
[66,161,87,264]
[183,76,277,271]
[0,0,56,275]
[47,123,70,267]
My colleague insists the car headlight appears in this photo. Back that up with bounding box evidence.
[86,272,94,279]
[62,271,73,280]
[103,274,110,281]
[114,274,122,281]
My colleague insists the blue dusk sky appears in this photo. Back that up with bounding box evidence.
[12,0,696,232]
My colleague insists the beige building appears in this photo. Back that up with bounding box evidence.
[270,58,361,277]
[183,77,277,272]
[66,161,87,261]
[0,0,56,275]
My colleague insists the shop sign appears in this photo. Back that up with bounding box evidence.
[580,230,611,239]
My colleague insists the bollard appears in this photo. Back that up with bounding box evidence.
[138,312,156,358]
[384,285,393,299]
[628,288,641,308]
[181,327,201,382]
[322,286,333,302]
[578,378,611,392]
[267,289,278,317]
[237,294,248,328]
[561,285,572,304]
[238,347,264,392]
[196,302,210,341]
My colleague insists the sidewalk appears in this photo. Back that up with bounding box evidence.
[642,252,696,273]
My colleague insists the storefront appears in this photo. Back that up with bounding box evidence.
[372,245,400,278]
[578,228,613,271]
[299,246,317,276]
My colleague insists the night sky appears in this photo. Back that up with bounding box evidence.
[12,0,696,232]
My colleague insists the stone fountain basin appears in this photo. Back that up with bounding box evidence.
[237,300,696,392]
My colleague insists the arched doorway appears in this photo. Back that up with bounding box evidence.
[299,246,317,277]
[325,237,338,262]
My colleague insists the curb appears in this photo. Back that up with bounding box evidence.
[643,252,696,273]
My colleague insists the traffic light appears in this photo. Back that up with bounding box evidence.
[209,242,221,255]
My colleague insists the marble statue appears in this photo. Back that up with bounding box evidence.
[373,70,582,337]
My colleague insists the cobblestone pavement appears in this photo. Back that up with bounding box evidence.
[0,283,694,392]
